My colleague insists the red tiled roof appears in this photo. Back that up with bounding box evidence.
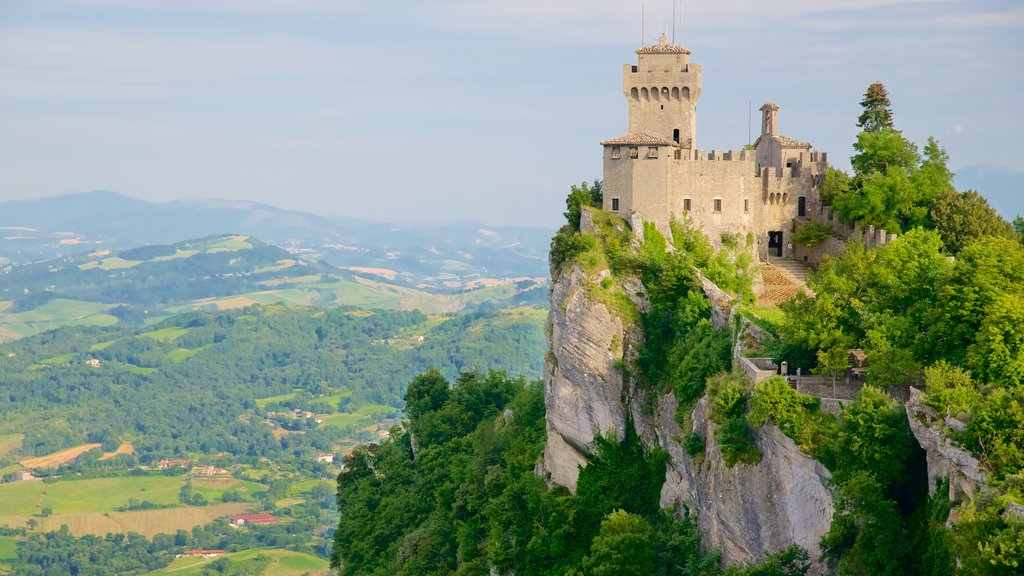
[230,513,278,524]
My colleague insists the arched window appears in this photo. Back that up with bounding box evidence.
[671,87,680,100]
[682,86,690,100]
[631,87,639,100]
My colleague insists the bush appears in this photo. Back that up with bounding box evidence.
[792,221,833,247]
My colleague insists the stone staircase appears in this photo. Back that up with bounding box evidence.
[757,258,812,304]
[766,257,810,284]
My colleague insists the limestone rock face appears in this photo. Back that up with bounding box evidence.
[657,393,833,570]
[906,387,987,500]
[542,261,835,570]
[542,265,627,491]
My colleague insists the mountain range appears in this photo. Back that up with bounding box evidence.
[0,191,554,289]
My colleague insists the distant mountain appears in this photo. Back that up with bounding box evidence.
[954,164,1024,220]
[0,233,547,342]
[0,191,554,288]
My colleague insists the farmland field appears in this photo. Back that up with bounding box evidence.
[35,502,254,537]
[0,475,182,515]
[152,548,328,575]
[19,443,102,469]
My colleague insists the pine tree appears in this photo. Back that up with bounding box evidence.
[856,82,894,132]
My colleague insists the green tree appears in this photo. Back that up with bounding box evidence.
[821,165,851,206]
[966,293,1024,387]
[581,510,655,576]
[403,368,450,432]
[931,189,1014,254]
[856,82,895,133]
[565,180,603,230]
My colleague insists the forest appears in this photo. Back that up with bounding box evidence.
[0,303,545,467]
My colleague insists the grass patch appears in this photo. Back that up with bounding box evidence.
[0,536,17,562]
[151,249,199,262]
[205,235,253,253]
[124,365,157,375]
[40,352,77,365]
[164,348,201,363]
[0,434,23,459]
[151,548,328,575]
[0,475,184,515]
[256,391,299,409]
[190,477,265,502]
[739,305,787,333]
[90,339,117,351]
[322,404,394,430]
[138,326,191,342]
[285,479,332,498]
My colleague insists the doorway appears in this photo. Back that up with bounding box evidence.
[768,231,783,257]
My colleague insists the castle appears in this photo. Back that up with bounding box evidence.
[600,33,828,260]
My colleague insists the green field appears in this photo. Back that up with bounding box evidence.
[164,348,201,363]
[0,475,184,515]
[256,391,299,409]
[0,536,17,561]
[40,352,77,365]
[0,434,23,458]
[284,479,332,498]
[205,236,253,252]
[0,298,116,340]
[151,249,199,262]
[190,477,266,502]
[139,326,191,342]
[152,548,328,575]
[322,403,394,430]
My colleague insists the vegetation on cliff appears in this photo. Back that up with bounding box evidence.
[331,369,809,576]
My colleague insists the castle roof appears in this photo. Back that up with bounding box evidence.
[636,33,691,55]
[601,132,675,146]
[775,134,810,148]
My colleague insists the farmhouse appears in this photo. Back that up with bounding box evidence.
[229,512,278,527]
[179,550,225,558]
[315,453,334,463]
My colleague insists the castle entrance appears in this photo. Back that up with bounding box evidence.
[767,231,783,258]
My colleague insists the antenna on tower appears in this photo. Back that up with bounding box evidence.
[672,0,676,43]
[641,4,645,46]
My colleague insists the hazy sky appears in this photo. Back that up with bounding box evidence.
[1,0,1021,227]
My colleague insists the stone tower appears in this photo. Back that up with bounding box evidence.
[623,33,702,148]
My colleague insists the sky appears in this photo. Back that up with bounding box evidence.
[0,0,1021,228]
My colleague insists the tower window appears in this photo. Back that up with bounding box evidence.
[673,129,680,143]
[798,196,807,217]
[611,198,620,211]
[713,198,722,213]
[628,147,639,159]
[611,146,621,159]
[683,198,691,212]
[744,198,750,213]
[647,147,658,159]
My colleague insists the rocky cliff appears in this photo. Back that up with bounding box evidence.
[905,386,987,501]
[541,246,834,570]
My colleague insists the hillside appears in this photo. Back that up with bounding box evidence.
[0,233,547,342]
[0,191,553,288]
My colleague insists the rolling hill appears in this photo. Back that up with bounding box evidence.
[0,233,546,342]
